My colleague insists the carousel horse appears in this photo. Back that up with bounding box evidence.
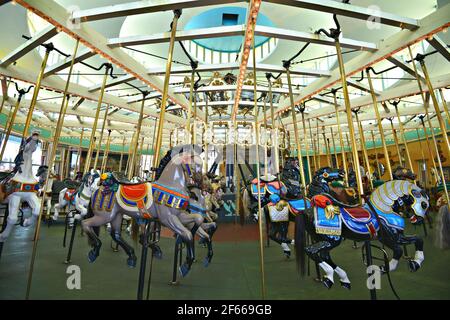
[52,178,81,221]
[242,158,310,257]
[81,145,207,277]
[66,169,101,226]
[434,193,450,249]
[0,132,48,242]
[294,167,430,290]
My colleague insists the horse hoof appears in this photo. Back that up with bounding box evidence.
[322,278,333,289]
[203,255,213,267]
[127,257,137,268]
[284,250,291,259]
[152,246,163,260]
[179,264,190,278]
[408,260,420,272]
[88,250,98,263]
[340,281,351,290]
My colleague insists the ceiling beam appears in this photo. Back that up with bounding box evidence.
[88,74,135,92]
[265,0,419,30]
[347,79,380,95]
[426,35,450,62]
[72,0,241,22]
[0,25,58,67]
[15,0,204,121]
[109,24,376,51]
[266,4,450,122]
[386,56,425,82]
[108,25,245,47]
[44,47,96,77]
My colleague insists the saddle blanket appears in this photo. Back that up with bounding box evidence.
[314,206,342,236]
[268,204,289,222]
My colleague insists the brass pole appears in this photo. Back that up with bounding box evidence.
[193,87,198,145]
[393,104,414,173]
[308,119,318,172]
[203,98,209,172]
[371,130,380,179]
[83,64,111,174]
[354,111,373,190]
[128,93,147,179]
[125,133,134,175]
[251,20,266,300]
[420,116,448,204]
[268,76,279,174]
[101,129,112,173]
[74,128,84,174]
[300,108,311,182]
[25,39,79,299]
[366,69,392,180]
[416,128,428,186]
[418,117,438,178]
[119,136,125,172]
[407,46,448,205]
[388,117,403,167]
[438,88,449,124]
[22,45,52,138]
[419,57,450,157]
[316,119,321,168]
[332,92,348,182]
[60,146,66,178]
[330,127,338,168]
[263,99,268,177]
[322,127,331,167]
[152,10,181,170]
[93,104,110,170]
[285,67,306,187]
[335,40,363,197]
[186,70,195,143]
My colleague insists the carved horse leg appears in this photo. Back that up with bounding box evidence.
[0,195,21,242]
[399,234,424,272]
[53,190,67,221]
[109,211,137,268]
[378,222,404,272]
[158,206,196,278]
[304,236,342,289]
[81,206,110,263]
[22,193,40,227]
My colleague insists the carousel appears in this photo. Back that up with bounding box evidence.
[0,0,449,301]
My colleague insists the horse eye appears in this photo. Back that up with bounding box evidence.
[421,202,428,210]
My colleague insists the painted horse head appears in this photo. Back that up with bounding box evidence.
[308,167,345,198]
[13,131,40,175]
[154,144,204,192]
[281,158,302,198]
[393,166,417,181]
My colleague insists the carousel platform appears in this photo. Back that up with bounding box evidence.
[0,216,449,300]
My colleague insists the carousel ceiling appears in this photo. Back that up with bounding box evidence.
[0,0,448,152]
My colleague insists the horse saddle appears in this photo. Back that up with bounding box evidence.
[266,181,286,194]
[260,174,277,183]
[112,172,145,185]
[288,198,311,215]
[339,205,379,237]
[64,189,76,202]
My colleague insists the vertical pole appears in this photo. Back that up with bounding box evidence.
[101,129,112,173]
[354,112,373,190]
[119,136,125,172]
[438,88,449,125]
[308,119,318,172]
[25,39,80,299]
[93,104,110,170]
[83,65,111,174]
[152,10,181,170]
[252,20,266,300]
[316,119,321,169]
[393,104,414,173]
[0,76,11,115]
[0,95,23,160]
[322,127,331,167]
[371,130,380,179]
[186,70,195,144]
[388,118,403,167]
[330,127,338,168]
[333,92,348,182]
[335,40,363,198]
[128,93,147,180]
[268,76,279,174]
[300,108,312,182]
[22,46,52,139]
[366,69,392,180]
[284,66,306,188]
[74,128,84,174]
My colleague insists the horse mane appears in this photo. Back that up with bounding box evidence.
[154,150,172,181]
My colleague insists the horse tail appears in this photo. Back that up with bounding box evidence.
[294,213,306,277]
[131,219,139,243]
[86,200,100,237]
[241,188,251,222]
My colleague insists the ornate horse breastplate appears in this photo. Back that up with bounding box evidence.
[5,180,39,194]
[152,183,189,210]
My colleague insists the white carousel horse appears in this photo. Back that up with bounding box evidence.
[66,170,101,225]
[0,132,44,242]
[52,179,79,221]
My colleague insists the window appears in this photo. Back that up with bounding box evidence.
[222,13,239,26]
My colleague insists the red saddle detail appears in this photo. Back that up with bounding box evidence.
[345,207,371,220]
[251,178,265,187]
[311,195,332,208]
[121,184,148,201]
[64,189,76,201]
[267,181,282,189]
